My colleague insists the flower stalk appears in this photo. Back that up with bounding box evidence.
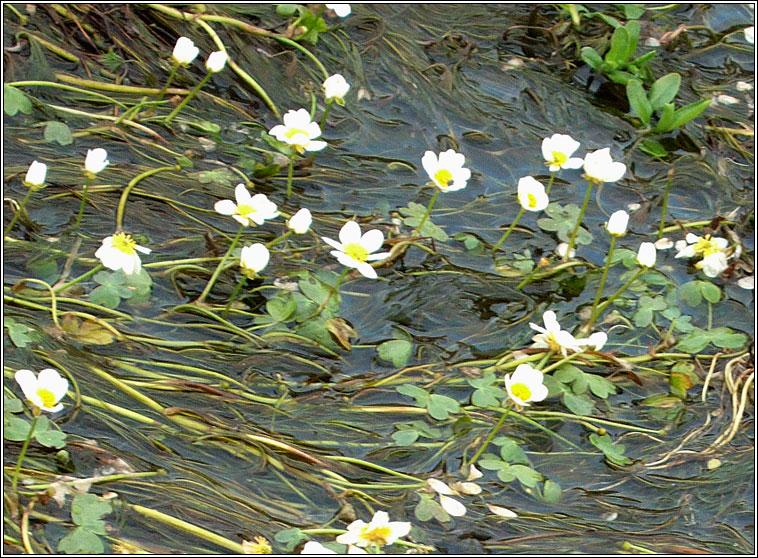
[414,189,439,237]
[165,72,211,123]
[492,207,525,253]
[11,413,39,493]
[565,180,593,259]
[469,404,512,466]
[585,235,617,333]
[196,225,245,304]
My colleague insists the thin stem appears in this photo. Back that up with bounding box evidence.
[18,279,60,327]
[585,235,617,334]
[116,165,179,233]
[196,225,245,304]
[164,72,212,124]
[469,405,511,465]
[71,176,92,232]
[12,414,39,493]
[413,189,440,236]
[594,267,644,317]
[657,168,675,239]
[540,351,581,374]
[4,185,37,239]
[52,264,104,294]
[320,99,333,128]
[265,230,292,249]
[565,180,594,260]
[544,171,557,196]
[491,207,525,254]
[312,267,349,318]
[157,62,180,103]
[222,275,248,319]
[286,154,295,198]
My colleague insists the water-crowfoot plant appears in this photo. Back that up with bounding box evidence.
[321,73,350,126]
[415,149,470,236]
[675,233,730,278]
[165,50,228,124]
[73,148,109,232]
[4,160,47,238]
[11,368,69,492]
[322,220,391,280]
[565,148,627,259]
[335,510,412,551]
[269,108,328,197]
[529,310,582,356]
[95,233,151,275]
[157,36,200,104]
[492,176,549,253]
[541,133,584,195]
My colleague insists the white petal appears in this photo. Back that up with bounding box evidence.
[486,504,518,518]
[360,229,384,253]
[214,199,237,215]
[439,494,467,517]
[322,236,344,251]
[234,183,252,205]
[301,541,337,554]
[14,369,39,402]
[427,478,454,495]
[339,220,362,245]
[356,261,377,279]
[335,251,360,270]
[305,140,327,152]
[542,310,560,333]
[563,157,585,169]
[421,151,439,179]
[365,251,391,261]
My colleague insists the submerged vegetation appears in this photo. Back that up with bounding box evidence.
[3,3,754,555]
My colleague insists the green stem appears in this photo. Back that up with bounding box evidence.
[544,171,556,196]
[52,264,104,294]
[222,275,248,319]
[12,414,39,493]
[274,36,330,81]
[196,225,245,304]
[4,185,37,239]
[7,81,126,108]
[18,279,60,328]
[413,189,440,236]
[312,267,349,317]
[320,99,333,128]
[540,351,581,374]
[116,165,179,233]
[72,176,92,232]
[657,168,675,239]
[164,72,212,124]
[565,180,594,260]
[157,62,180,104]
[265,230,292,249]
[585,235,617,334]
[593,267,644,318]
[286,154,295,198]
[491,207,525,254]
[322,456,421,482]
[469,405,511,465]
[526,411,665,434]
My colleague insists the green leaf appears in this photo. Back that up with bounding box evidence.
[590,433,632,465]
[511,464,543,488]
[669,99,711,130]
[497,438,529,465]
[606,25,630,65]
[622,4,646,19]
[580,46,604,70]
[274,528,308,552]
[397,384,430,407]
[472,386,503,408]
[678,281,702,307]
[648,73,681,111]
[554,364,582,384]
[33,416,67,448]
[427,394,460,420]
[622,21,641,63]
[478,455,507,471]
[655,102,676,133]
[4,415,31,441]
[626,79,652,126]
[629,50,656,67]
[58,526,105,554]
[71,493,111,531]
[89,284,123,309]
[675,329,710,354]
[562,392,595,416]
[4,394,24,414]
[708,328,747,349]
[5,317,35,348]
[43,121,73,145]
[698,281,721,303]
[4,84,33,116]
[586,374,616,399]
[541,479,562,503]
[496,465,517,483]
[415,493,450,522]
[266,297,297,322]
[276,4,300,17]
[670,363,697,399]
[60,314,114,345]
[633,306,653,327]
[377,339,412,368]
[392,430,419,446]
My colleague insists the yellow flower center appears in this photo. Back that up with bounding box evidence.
[510,382,531,403]
[36,387,56,409]
[359,525,392,546]
[344,243,369,263]
[284,128,307,142]
[112,233,137,255]
[693,235,723,258]
[550,151,567,167]
[242,536,272,554]
[527,193,538,208]
[237,204,256,217]
[434,168,454,188]
[546,333,563,353]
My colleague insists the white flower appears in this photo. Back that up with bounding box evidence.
[556,242,576,258]
[85,148,109,175]
[336,511,411,548]
[172,36,199,66]
[421,149,471,192]
[322,220,391,279]
[737,276,754,290]
[323,74,350,105]
[541,134,584,172]
[583,148,626,184]
[287,208,312,234]
[675,233,728,259]
[654,237,674,250]
[576,331,608,352]
[529,310,582,356]
[269,109,328,153]
[205,51,228,73]
[745,26,754,44]
[517,176,549,212]
[301,541,337,554]
[214,184,279,227]
[25,161,47,187]
[504,364,548,406]
[606,210,629,237]
[15,368,69,413]
[697,252,729,278]
[95,232,151,275]
[636,242,656,268]
[326,4,351,17]
[240,244,269,278]
[427,479,467,517]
